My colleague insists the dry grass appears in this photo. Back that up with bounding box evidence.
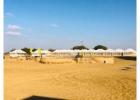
[4,58,136,100]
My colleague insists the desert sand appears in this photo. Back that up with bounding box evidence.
[4,57,136,100]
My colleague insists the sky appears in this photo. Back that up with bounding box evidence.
[4,0,136,51]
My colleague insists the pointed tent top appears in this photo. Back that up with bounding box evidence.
[10,49,26,54]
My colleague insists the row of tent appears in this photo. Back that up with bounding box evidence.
[9,48,136,57]
[53,49,136,53]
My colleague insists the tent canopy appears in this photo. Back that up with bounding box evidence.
[10,49,26,54]
[115,49,124,52]
[106,49,114,52]
[94,49,105,52]
[125,48,136,52]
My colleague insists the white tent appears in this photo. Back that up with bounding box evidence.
[115,49,124,52]
[86,49,95,53]
[42,50,51,57]
[73,49,80,53]
[54,49,77,53]
[10,49,26,54]
[9,49,26,57]
[32,50,51,57]
[94,49,105,52]
[32,49,41,57]
[125,48,136,53]
[79,49,89,53]
[123,48,136,56]
[32,50,39,57]
[42,50,51,54]
[106,49,114,52]
[54,50,64,53]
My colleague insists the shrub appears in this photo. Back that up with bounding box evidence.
[72,45,89,50]
[93,45,108,50]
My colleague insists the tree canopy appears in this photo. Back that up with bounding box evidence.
[48,48,56,52]
[93,45,108,50]
[72,45,89,50]
[21,47,37,55]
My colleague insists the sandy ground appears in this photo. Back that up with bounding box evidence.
[4,58,136,100]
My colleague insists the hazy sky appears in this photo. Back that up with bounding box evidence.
[4,0,136,51]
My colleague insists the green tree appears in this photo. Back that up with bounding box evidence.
[93,45,108,50]
[72,45,89,50]
[48,48,56,52]
[21,48,30,55]
[21,47,37,55]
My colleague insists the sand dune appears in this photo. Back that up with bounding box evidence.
[4,58,136,100]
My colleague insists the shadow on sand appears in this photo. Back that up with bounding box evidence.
[117,56,136,61]
[23,95,66,100]
[121,67,133,71]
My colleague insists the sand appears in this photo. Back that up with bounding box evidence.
[4,58,136,100]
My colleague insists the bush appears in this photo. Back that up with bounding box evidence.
[48,48,56,52]
[93,45,108,50]
[72,45,89,50]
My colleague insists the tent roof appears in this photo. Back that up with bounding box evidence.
[42,50,51,53]
[106,49,114,52]
[125,48,136,52]
[94,49,105,52]
[10,49,26,54]
[54,49,74,53]
[115,49,124,52]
